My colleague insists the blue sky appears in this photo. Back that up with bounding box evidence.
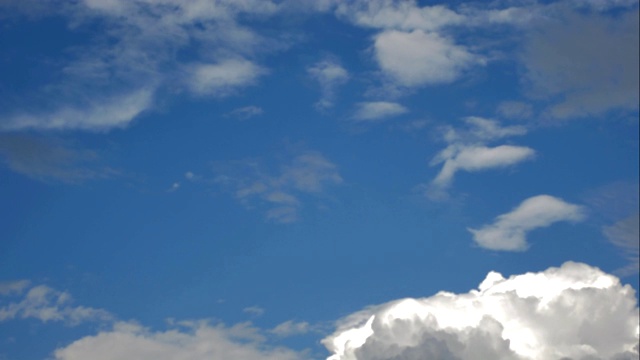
[0,1,638,359]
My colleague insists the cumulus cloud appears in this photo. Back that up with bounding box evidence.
[353,102,408,122]
[469,195,587,251]
[54,321,307,360]
[1,281,309,359]
[0,283,111,325]
[425,117,533,200]
[374,29,479,87]
[215,150,342,223]
[323,261,640,360]
[522,8,639,119]
[308,59,349,110]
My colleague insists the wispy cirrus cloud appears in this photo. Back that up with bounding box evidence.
[469,194,587,251]
[0,0,281,132]
[215,150,342,223]
[604,213,640,276]
[424,117,534,200]
[225,106,264,120]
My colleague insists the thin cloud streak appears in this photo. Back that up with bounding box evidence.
[469,195,587,251]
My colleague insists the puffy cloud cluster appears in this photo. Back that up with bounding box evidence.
[426,117,534,200]
[323,262,640,360]
[469,195,587,251]
[215,150,342,223]
[0,281,111,325]
[54,321,307,360]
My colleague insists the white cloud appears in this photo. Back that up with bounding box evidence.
[0,284,111,325]
[308,59,349,110]
[522,8,639,119]
[425,117,533,199]
[54,321,306,360]
[604,213,640,275]
[431,145,536,190]
[187,59,266,97]
[469,195,587,251]
[323,262,640,360]
[1,89,153,131]
[353,102,408,121]
[216,151,342,223]
[334,1,464,31]
[0,0,281,132]
[270,320,311,337]
[373,29,479,87]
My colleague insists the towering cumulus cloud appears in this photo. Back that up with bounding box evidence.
[323,262,639,360]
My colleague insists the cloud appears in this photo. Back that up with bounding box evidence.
[323,261,640,360]
[373,29,479,87]
[431,145,536,190]
[334,1,465,31]
[308,59,349,110]
[469,195,587,251]
[270,320,312,337]
[496,101,534,120]
[0,0,281,132]
[0,280,30,296]
[604,213,640,276]
[1,89,154,132]
[425,117,533,199]
[0,283,111,325]
[0,135,116,183]
[225,106,264,120]
[1,282,309,360]
[215,150,342,223]
[186,59,266,97]
[522,8,639,119]
[54,321,307,360]
[243,306,265,317]
[353,102,408,122]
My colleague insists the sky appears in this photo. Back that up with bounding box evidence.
[0,0,638,359]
